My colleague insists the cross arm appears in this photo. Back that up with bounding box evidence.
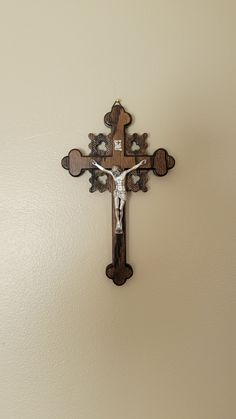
[122,149,175,176]
[61,149,119,177]
[62,148,174,177]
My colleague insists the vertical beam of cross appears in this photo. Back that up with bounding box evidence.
[62,101,175,286]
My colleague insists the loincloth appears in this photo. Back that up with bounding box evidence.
[113,189,127,201]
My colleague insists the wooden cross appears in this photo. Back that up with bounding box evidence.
[61,101,175,286]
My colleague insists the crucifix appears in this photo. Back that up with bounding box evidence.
[61,101,175,286]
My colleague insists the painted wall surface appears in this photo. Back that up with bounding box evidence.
[1,1,236,418]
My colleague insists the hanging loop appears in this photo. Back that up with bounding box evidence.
[112,99,121,107]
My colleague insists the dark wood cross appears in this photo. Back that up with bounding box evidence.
[61,101,175,286]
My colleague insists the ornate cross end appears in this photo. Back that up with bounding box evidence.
[62,101,175,286]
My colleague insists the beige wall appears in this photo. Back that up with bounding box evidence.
[1,1,236,418]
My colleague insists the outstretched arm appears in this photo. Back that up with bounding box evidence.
[91,160,113,177]
[124,159,146,175]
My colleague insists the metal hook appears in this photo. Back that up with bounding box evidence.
[112,99,121,107]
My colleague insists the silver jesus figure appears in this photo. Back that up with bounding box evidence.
[91,159,146,234]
